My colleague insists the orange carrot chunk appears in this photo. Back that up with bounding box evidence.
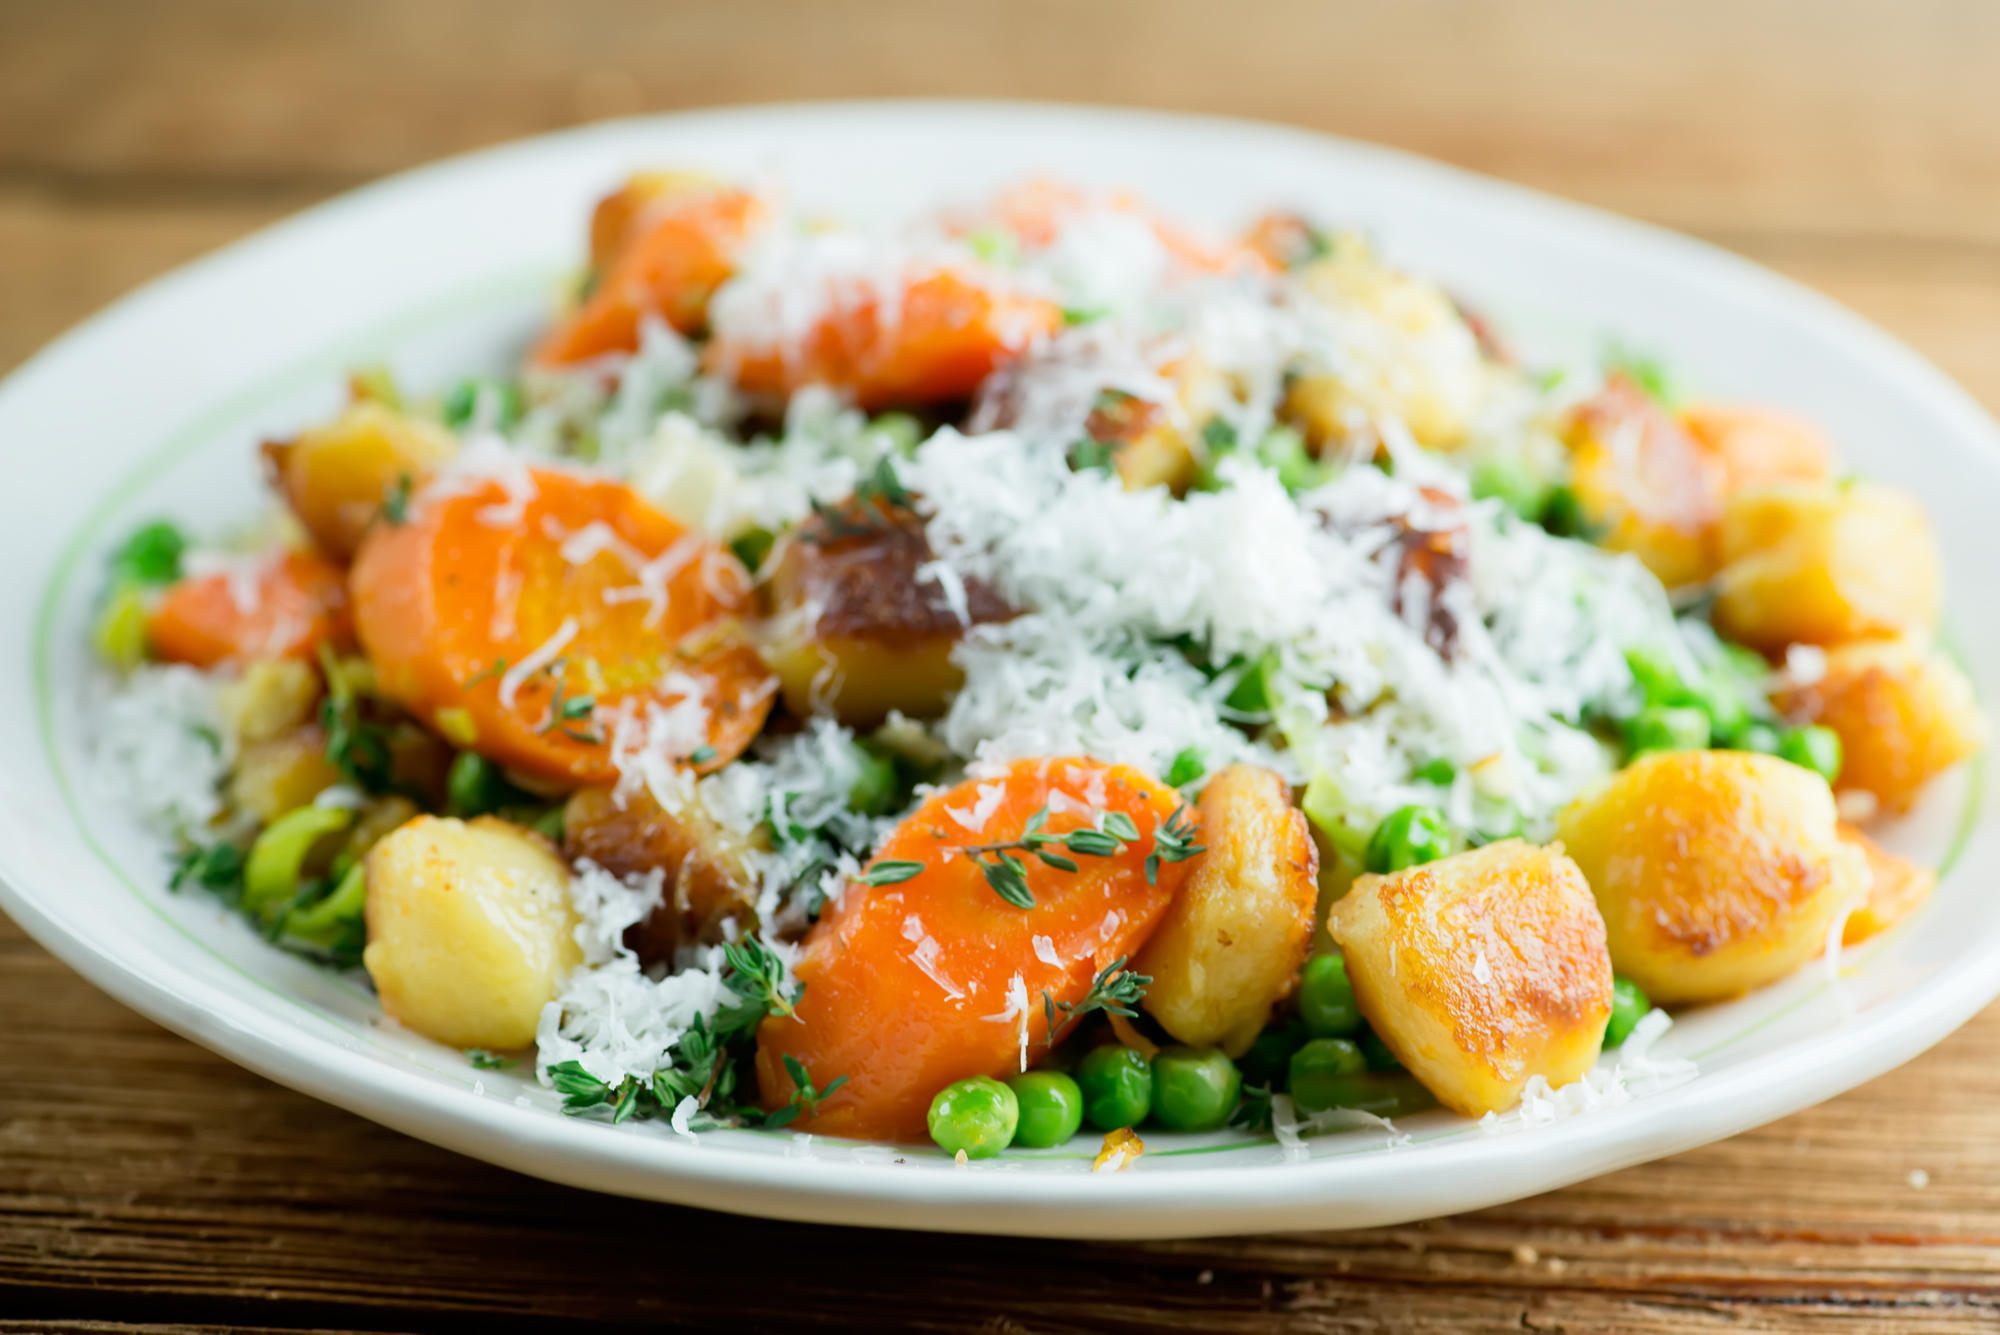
[349,466,774,786]
[713,268,1061,410]
[535,184,767,366]
[147,549,352,668]
[755,758,1198,1142]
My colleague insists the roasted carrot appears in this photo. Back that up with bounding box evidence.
[147,549,352,668]
[755,758,1198,1141]
[349,466,774,786]
[712,268,1062,409]
[534,184,767,366]
[975,178,1268,276]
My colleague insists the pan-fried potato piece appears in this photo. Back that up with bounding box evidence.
[230,725,343,822]
[1837,825,1936,945]
[1323,840,1612,1118]
[1285,238,1488,451]
[1135,765,1318,1055]
[1557,751,1867,1005]
[1563,378,1728,588]
[1679,405,1831,491]
[262,401,457,561]
[363,815,582,1050]
[1713,481,1941,651]
[563,783,763,963]
[766,495,1010,727]
[1774,638,1984,816]
[217,659,322,746]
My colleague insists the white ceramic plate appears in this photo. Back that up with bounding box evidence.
[1,102,1994,1240]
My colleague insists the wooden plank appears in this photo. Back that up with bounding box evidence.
[1,915,1998,1330]
[4,0,2000,246]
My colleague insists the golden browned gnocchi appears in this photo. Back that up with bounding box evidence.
[1557,751,1867,1005]
[1774,637,1984,817]
[1712,480,1941,651]
[1563,378,1727,589]
[363,815,582,1050]
[764,494,1012,727]
[1323,840,1613,1118]
[263,400,457,561]
[1134,765,1318,1054]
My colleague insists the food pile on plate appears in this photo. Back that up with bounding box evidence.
[89,173,1982,1157]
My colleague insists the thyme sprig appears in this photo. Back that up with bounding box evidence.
[1039,955,1150,1048]
[805,455,915,544]
[950,806,1142,909]
[1145,803,1204,886]
[763,1055,849,1130]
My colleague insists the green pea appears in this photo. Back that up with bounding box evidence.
[1238,1020,1308,1090]
[1287,1037,1367,1112]
[243,804,354,923]
[1719,719,1783,755]
[1358,1026,1402,1071]
[1005,1071,1084,1148]
[1605,976,1651,1049]
[1223,651,1279,716]
[1411,758,1456,787]
[1299,953,1363,1037]
[1624,648,1686,707]
[1074,1044,1154,1132]
[927,1076,1018,1158]
[1164,746,1207,789]
[111,520,188,586]
[1627,705,1710,759]
[1470,455,1550,523]
[1363,804,1451,874]
[846,744,899,816]
[1780,725,1843,785]
[1256,426,1326,495]
[1149,1048,1243,1133]
[1297,1067,1438,1117]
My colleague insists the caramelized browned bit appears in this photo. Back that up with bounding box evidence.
[1387,487,1471,660]
[563,783,764,965]
[766,491,1012,727]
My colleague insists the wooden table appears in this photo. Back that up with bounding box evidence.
[5,3,1999,1328]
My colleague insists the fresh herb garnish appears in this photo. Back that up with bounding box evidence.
[317,644,396,794]
[1229,1084,1274,1132]
[466,1049,515,1070]
[1145,803,1204,886]
[688,744,718,766]
[804,455,914,544]
[763,1054,849,1130]
[461,657,508,690]
[945,806,1143,909]
[170,841,245,898]
[858,859,924,887]
[381,472,413,526]
[1039,955,1150,1048]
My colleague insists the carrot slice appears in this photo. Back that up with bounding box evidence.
[534,184,767,366]
[975,177,1268,276]
[755,758,1198,1141]
[147,549,352,668]
[349,466,774,786]
[713,268,1061,409]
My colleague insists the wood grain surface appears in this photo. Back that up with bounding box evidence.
[4,2,1999,1329]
